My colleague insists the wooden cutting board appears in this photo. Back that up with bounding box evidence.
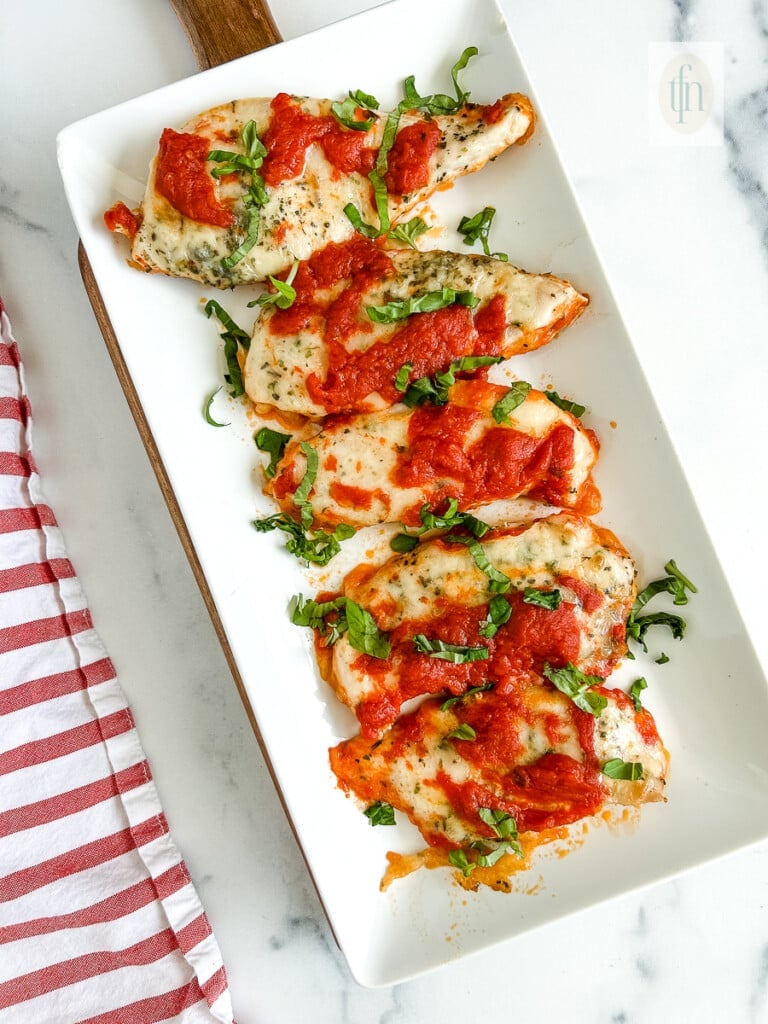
[78,1,281,743]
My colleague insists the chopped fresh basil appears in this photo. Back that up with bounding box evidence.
[491,381,532,424]
[252,260,300,310]
[203,386,230,427]
[207,120,269,269]
[656,652,670,665]
[345,599,392,659]
[254,515,355,566]
[478,807,518,841]
[205,300,251,397]
[394,362,413,392]
[289,594,347,634]
[522,587,561,611]
[401,45,478,117]
[390,532,419,553]
[629,676,648,712]
[388,217,429,248]
[343,201,381,239]
[626,559,697,653]
[602,758,644,781]
[476,841,522,867]
[292,441,319,529]
[440,683,494,711]
[459,538,511,594]
[546,390,587,418]
[479,594,512,638]
[368,169,391,235]
[412,634,489,663]
[445,723,477,741]
[543,662,607,716]
[402,355,504,408]
[419,499,489,537]
[350,88,379,110]
[331,93,377,131]
[364,800,395,826]
[448,849,475,877]
[366,288,479,324]
[254,426,291,478]
[457,206,508,261]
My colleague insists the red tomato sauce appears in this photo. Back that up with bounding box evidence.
[384,120,442,195]
[600,686,661,746]
[352,590,585,736]
[556,574,604,613]
[103,202,140,241]
[393,407,577,522]
[268,237,509,413]
[261,93,377,187]
[329,481,373,510]
[436,752,606,837]
[154,129,234,228]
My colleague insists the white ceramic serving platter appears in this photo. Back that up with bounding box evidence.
[58,0,768,988]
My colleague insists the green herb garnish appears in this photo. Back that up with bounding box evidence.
[388,217,429,248]
[445,723,477,741]
[625,559,697,653]
[331,92,378,131]
[440,683,494,711]
[204,299,250,396]
[203,386,230,427]
[413,634,488,663]
[254,516,355,566]
[457,206,508,261]
[254,427,291,478]
[602,759,644,781]
[522,587,561,610]
[492,381,532,424]
[629,677,648,712]
[545,391,587,418]
[543,662,607,716]
[402,355,503,408]
[367,288,479,324]
[252,260,300,310]
[364,801,395,826]
[208,120,269,269]
[479,595,512,638]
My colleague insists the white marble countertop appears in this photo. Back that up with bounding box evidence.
[2,0,768,1020]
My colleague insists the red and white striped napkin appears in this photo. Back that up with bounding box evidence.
[0,300,234,1024]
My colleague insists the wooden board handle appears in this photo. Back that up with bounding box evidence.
[168,0,281,69]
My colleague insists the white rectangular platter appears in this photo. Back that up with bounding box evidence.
[58,0,768,987]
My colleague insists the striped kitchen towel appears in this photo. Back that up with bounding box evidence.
[0,299,234,1024]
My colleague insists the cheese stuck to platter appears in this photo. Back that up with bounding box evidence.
[267,379,601,528]
[244,241,588,418]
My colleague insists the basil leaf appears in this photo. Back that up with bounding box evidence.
[254,259,300,310]
[331,95,376,131]
[394,362,413,392]
[343,201,381,239]
[629,676,648,713]
[656,652,670,665]
[626,611,686,652]
[253,515,354,567]
[479,594,512,638]
[478,807,518,840]
[390,532,419,553]
[368,168,391,235]
[345,599,391,659]
[543,662,607,716]
[450,45,479,106]
[446,723,477,741]
[364,800,396,826]
[203,387,230,427]
[293,441,318,527]
[388,217,429,248]
[492,381,532,424]
[254,427,291,478]
[208,120,269,268]
[366,288,479,324]
[545,390,587,418]
[602,758,644,781]
[461,539,511,594]
[457,206,508,261]
[419,500,490,537]
[664,559,698,605]
[204,299,250,345]
[402,354,503,408]
[289,593,347,633]
[222,335,244,397]
[440,683,494,711]
[350,88,380,110]
[476,841,522,867]
[412,634,489,663]
[522,587,561,611]
[448,849,475,877]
